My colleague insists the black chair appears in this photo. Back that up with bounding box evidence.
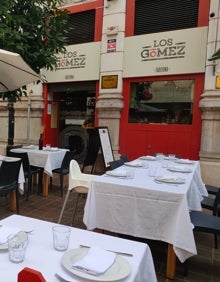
[205,184,219,196]
[50,151,75,197]
[7,151,43,200]
[6,145,23,156]
[120,155,129,163]
[201,188,220,216]
[201,189,220,248]
[190,211,220,249]
[0,159,22,214]
[183,210,220,276]
[109,159,124,170]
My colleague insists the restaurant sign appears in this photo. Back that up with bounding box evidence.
[44,42,101,82]
[141,38,185,62]
[123,27,208,77]
[56,50,86,70]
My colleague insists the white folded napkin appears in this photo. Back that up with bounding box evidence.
[155,175,176,181]
[72,247,116,275]
[0,226,21,244]
[155,175,185,184]
[176,159,193,164]
[168,166,192,172]
[106,168,127,177]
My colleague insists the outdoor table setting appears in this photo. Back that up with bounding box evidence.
[10,146,68,196]
[83,154,208,279]
[0,214,157,282]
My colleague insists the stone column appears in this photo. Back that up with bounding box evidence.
[199,0,220,185]
[96,0,126,157]
[0,84,44,155]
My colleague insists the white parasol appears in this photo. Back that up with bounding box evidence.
[0,49,39,92]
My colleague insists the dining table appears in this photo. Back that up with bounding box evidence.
[10,146,68,197]
[0,155,25,211]
[0,214,157,282]
[83,156,208,279]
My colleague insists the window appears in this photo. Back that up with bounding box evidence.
[129,80,194,124]
[134,0,199,35]
[66,10,95,45]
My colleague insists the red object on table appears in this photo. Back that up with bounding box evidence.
[18,267,46,282]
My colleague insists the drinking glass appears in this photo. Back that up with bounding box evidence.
[52,226,71,251]
[8,232,28,263]
[169,154,176,161]
[148,164,158,177]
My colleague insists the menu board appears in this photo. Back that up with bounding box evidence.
[97,127,114,168]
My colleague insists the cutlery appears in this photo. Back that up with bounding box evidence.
[79,244,133,257]
[71,266,100,276]
[23,229,34,234]
[55,273,72,282]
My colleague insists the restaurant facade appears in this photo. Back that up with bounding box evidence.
[1,0,220,185]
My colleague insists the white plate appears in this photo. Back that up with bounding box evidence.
[43,148,59,152]
[175,159,194,164]
[4,157,17,162]
[124,161,142,167]
[61,248,131,281]
[22,145,36,149]
[154,176,186,184]
[167,167,192,173]
[139,156,156,161]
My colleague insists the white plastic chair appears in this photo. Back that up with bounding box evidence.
[58,159,97,224]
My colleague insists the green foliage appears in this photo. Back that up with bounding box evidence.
[208,48,220,62]
[0,0,69,101]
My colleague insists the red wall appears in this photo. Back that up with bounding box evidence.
[120,75,205,161]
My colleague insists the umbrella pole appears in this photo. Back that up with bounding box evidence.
[7,102,14,146]
[27,93,31,145]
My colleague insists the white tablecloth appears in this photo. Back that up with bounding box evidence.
[0,215,157,282]
[83,159,208,263]
[11,148,68,176]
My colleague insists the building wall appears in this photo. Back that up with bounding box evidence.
[199,0,220,186]
[0,84,44,155]
[2,0,220,187]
